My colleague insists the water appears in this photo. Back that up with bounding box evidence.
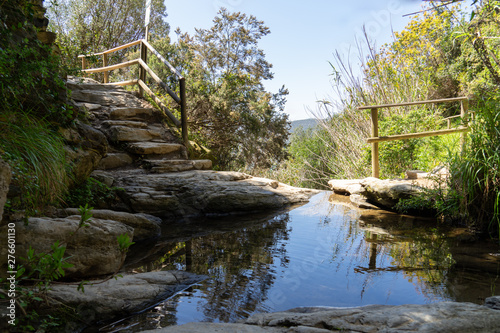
[98,192,500,332]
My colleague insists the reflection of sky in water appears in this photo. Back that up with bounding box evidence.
[100,192,500,332]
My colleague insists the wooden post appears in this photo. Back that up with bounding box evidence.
[371,108,380,178]
[180,77,189,149]
[103,53,109,83]
[460,99,469,151]
[139,41,147,97]
[81,57,87,77]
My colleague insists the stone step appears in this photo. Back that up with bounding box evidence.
[110,107,156,121]
[96,153,134,170]
[101,120,148,129]
[104,126,162,142]
[144,159,213,173]
[70,90,141,107]
[126,142,186,156]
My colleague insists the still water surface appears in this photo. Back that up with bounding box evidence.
[101,192,500,332]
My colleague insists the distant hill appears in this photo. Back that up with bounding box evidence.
[290,118,320,133]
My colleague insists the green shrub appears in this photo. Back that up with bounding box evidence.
[64,177,123,209]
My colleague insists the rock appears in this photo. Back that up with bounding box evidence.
[103,170,319,217]
[406,170,427,179]
[59,208,161,241]
[70,89,142,107]
[485,296,500,310]
[97,152,134,170]
[327,179,363,195]
[65,146,103,184]
[105,125,162,142]
[154,301,500,332]
[0,158,11,224]
[360,177,424,209]
[110,107,156,121]
[349,193,380,209]
[75,120,108,156]
[142,322,284,332]
[101,120,149,128]
[127,142,185,155]
[49,271,206,323]
[145,159,213,173]
[0,216,133,278]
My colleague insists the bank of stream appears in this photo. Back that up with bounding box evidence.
[89,192,500,332]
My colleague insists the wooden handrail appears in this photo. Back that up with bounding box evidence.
[141,39,183,79]
[357,97,469,110]
[358,97,470,178]
[78,40,189,147]
[78,40,142,58]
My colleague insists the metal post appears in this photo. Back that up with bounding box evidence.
[371,108,380,178]
[180,78,189,149]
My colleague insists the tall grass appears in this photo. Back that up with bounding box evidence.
[0,112,69,214]
[448,99,500,237]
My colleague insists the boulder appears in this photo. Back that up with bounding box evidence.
[97,153,134,170]
[0,158,11,224]
[150,301,500,333]
[360,177,424,209]
[48,271,206,323]
[0,216,133,278]
[59,208,161,241]
[327,179,363,195]
[102,170,319,217]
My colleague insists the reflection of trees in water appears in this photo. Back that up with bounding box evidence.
[353,211,455,302]
[188,214,291,322]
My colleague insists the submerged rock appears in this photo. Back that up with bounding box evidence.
[146,301,500,332]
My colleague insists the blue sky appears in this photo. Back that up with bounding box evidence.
[163,1,426,120]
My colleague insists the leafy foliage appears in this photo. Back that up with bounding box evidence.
[47,0,170,72]
[64,177,123,209]
[174,9,290,170]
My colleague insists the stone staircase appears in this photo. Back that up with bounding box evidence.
[67,76,212,173]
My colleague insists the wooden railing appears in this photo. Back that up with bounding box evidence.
[78,39,188,147]
[358,97,471,178]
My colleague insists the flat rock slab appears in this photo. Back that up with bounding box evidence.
[328,179,363,195]
[149,301,500,333]
[59,208,161,241]
[103,170,319,217]
[127,142,185,155]
[110,107,156,121]
[49,271,206,323]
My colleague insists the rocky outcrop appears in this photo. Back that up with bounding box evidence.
[0,158,11,224]
[98,170,319,217]
[329,177,427,210]
[48,271,206,324]
[147,299,500,332]
[59,208,161,241]
[0,216,133,278]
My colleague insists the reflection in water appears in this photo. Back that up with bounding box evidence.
[100,192,500,332]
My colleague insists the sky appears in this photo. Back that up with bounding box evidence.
[163,0,427,121]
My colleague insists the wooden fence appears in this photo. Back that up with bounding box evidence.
[78,39,189,147]
[357,97,471,178]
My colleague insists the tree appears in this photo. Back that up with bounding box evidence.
[176,9,290,170]
[47,0,169,70]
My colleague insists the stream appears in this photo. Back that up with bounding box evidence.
[97,192,500,332]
